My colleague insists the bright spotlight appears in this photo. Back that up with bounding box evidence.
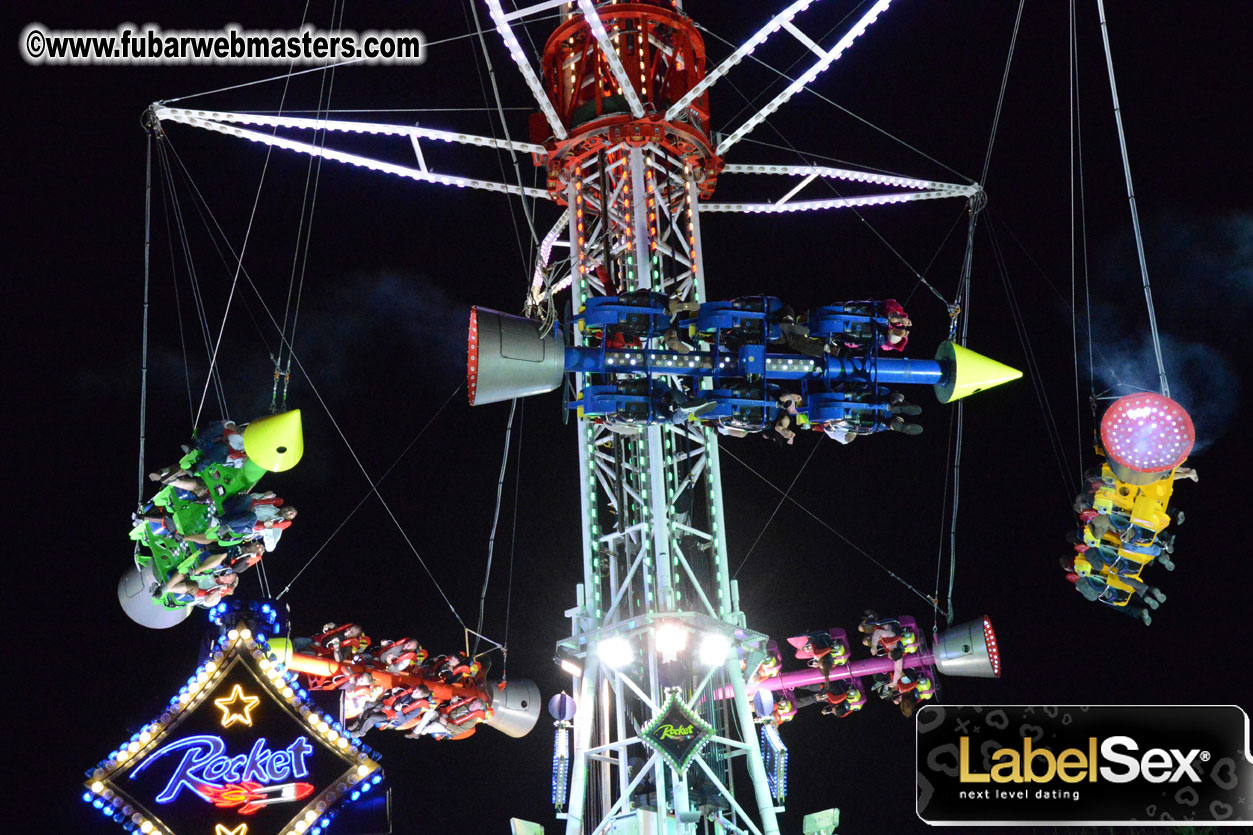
[554,646,582,678]
[698,632,732,666]
[655,622,689,660]
[597,636,633,669]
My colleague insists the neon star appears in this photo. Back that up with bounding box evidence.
[215,824,248,835]
[213,684,261,728]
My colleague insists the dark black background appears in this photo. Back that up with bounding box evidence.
[8,2,1250,833]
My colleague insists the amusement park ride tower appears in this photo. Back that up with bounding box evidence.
[151,2,1011,833]
[473,4,989,835]
[527,5,787,832]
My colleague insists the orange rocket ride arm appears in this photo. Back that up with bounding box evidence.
[280,650,486,705]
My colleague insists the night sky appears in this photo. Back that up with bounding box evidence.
[11,2,1251,834]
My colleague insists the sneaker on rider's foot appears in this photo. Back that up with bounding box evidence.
[1145,595,1159,610]
[1139,609,1152,626]
[1152,588,1167,602]
[888,416,923,435]
[1158,556,1176,572]
[890,403,923,416]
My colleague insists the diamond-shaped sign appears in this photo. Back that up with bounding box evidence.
[639,692,715,774]
[81,626,383,835]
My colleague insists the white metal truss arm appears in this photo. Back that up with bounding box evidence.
[153,106,547,155]
[722,162,979,196]
[156,109,552,200]
[701,189,968,213]
[483,0,568,140]
[576,0,646,119]
[663,0,823,122]
[716,0,893,156]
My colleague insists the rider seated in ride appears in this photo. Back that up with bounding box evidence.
[771,392,804,446]
[370,638,426,674]
[342,673,385,719]
[610,378,714,426]
[748,653,782,686]
[858,610,905,657]
[796,680,862,717]
[148,419,249,486]
[215,492,297,537]
[825,683,866,717]
[1062,565,1154,625]
[794,630,837,677]
[349,683,433,737]
[598,290,700,354]
[163,569,240,608]
[771,697,797,725]
[818,387,922,442]
[154,539,264,598]
[826,299,912,353]
[310,622,372,662]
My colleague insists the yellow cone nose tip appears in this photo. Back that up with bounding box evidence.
[243,409,304,472]
[933,341,1023,403]
[265,637,294,663]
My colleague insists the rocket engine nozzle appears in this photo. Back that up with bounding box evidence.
[931,616,1000,679]
[468,307,566,406]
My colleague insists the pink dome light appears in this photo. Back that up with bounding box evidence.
[1099,392,1195,474]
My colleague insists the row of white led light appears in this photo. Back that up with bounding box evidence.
[156,107,544,154]
[717,0,894,156]
[485,0,568,140]
[703,191,953,214]
[664,0,819,122]
[722,163,973,193]
[161,112,550,199]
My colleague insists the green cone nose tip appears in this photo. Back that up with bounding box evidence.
[243,409,304,472]
[933,341,1022,403]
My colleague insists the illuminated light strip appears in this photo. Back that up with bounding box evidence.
[153,107,546,155]
[664,0,820,122]
[484,0,568,139]
[721,162,978,194]
[531,210,571,297]
[157,112,552,200]
[467,308,480,405]
[576,0,646,118]
[760,723,789,800]
[701,189,962,213]
[717,0,894,156]
[982,616,1001,678]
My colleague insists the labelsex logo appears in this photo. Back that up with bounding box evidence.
[960,736,1205,784]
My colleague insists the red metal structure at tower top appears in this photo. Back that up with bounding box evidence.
[535,1,722,199]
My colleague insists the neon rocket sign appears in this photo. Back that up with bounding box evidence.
[83,621,385,835]
[130,734,315,812]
